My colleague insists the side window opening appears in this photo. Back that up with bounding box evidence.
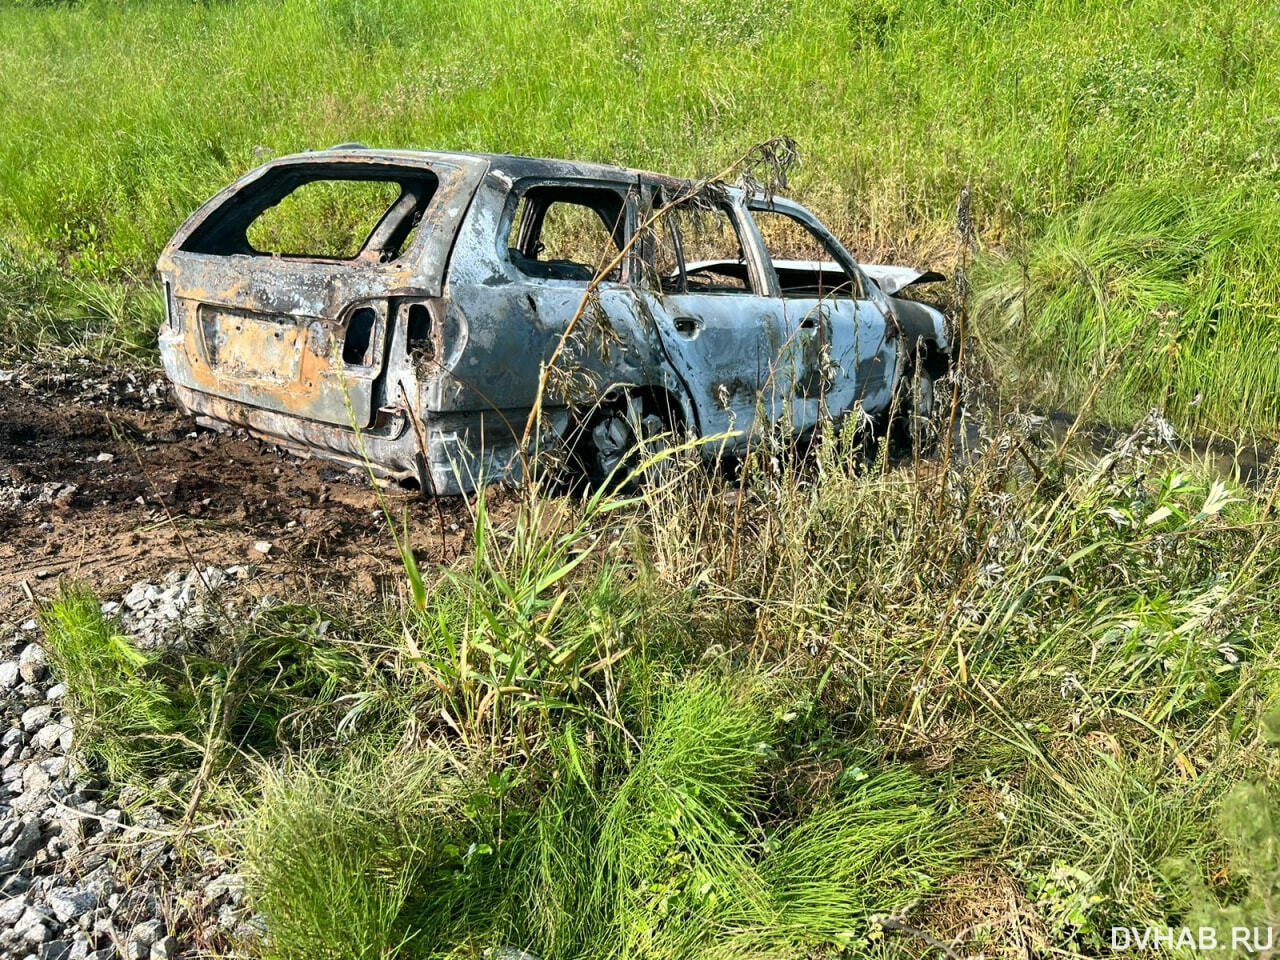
[506,185,627,283]
[645,197,755,295]
[183,167,439,262]
[751,206,862,299]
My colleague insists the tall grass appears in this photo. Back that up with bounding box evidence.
[974,181,1280,432]
[622,412,1280,945]
[240,674,957,960]
[401,485,642,752]
[43,402,1280,952]
[2,0,1272,266]
[39,590,371,806]
[218,405,1280,956]
[2,0,1279,429]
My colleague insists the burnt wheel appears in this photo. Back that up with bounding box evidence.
[583,394,670,490]
[889,364,937,456]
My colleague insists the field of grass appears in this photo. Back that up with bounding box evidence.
[40,422,1280,957]
[2,0,1279,431]
[10,0,1280,955]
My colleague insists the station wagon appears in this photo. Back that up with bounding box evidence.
[157,147,950,494]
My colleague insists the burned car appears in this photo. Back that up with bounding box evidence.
[157,147,949,494]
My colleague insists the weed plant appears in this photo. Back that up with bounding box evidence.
[39,592,371,807]
[194,406,1280,955]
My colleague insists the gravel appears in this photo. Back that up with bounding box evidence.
[0,662,20,691]
[123,920,164,960]
[20,705,53,734]
[0,566,267,958]
[18,646,47,685]
[47,886,101,924]
[109,566,253,651]
[0,482,79,516]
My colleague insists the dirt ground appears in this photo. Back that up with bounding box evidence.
[5,357,1273,638]
[0,359,505,632]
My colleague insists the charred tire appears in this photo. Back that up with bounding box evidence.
[582,393,670,490]
[889,364,937,456]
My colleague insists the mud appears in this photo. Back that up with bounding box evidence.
[0,360,504,632]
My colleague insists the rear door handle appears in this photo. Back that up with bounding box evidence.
[673,316,701,338]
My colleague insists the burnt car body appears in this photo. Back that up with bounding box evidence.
[157,147,949,494]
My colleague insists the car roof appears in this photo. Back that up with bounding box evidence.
[266,145,702,193]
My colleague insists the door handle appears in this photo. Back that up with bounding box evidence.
[673,316,701,338]
[799,314,819,330]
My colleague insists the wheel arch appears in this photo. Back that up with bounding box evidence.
[891,297,952,378]
[609,383,691,433]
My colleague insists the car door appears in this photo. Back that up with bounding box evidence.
[638,194,791,447]
[747,199,897,427]
[434,175,652,425]
[501,180,644,410]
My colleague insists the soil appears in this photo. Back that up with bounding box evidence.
[4,357,1272,635]
[0,359,509,632]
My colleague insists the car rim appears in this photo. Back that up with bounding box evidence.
[911,370,935,445]
[591,412,634,479]
[589,400,667,483]
[916,371,934,419]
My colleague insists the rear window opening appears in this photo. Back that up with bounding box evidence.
[182,164,439,262]
[247,180,400,259]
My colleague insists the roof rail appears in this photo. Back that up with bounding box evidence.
[327,142,369,150]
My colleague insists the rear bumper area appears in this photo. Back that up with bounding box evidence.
[172,382,421,479]
[171,385,549,497]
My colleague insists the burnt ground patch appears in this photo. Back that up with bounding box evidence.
[0,361,497,632]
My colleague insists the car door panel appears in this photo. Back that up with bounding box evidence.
[438,280,654,418]
[746,198,901,427]
[780,295,896,425]
[644,291,789,446]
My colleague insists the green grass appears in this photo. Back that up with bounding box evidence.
[44,411,1280,956]
[39,590,373,806]
[18,0,1280,953]
[236,421,1280,956]
[2,0,1279,430]
[974,181,1280,433]
[1174,778,1280,954]
[240,675,957,960]
[39,587,192,787]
